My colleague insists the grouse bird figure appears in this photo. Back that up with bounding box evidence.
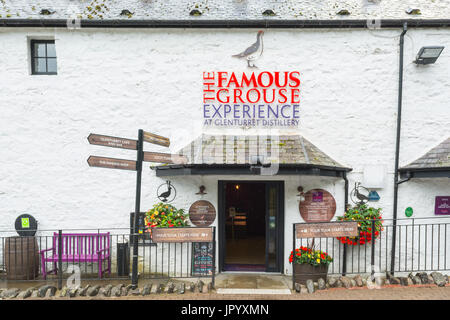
[232,30,264,68]
[355,183,369,203]
[159,181,172,202]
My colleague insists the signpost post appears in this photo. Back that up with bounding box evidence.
[87,129,172,289]
[131,129,143,290]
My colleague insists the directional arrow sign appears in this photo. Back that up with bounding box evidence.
[88,134,137,150]
[87,156,137,171]
[143,151,187,164]
[142,131,170,147]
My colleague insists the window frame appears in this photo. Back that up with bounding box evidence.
[30,39,57,75]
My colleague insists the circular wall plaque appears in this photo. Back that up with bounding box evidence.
[14,214,38,237]
[189,200,216,227]
[299,189,336,223]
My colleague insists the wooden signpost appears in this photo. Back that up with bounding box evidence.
[151,227,214,243]
[143,131,170,147]
[295,221,359,239]
[143,151,187,164]
[88,134,137,150]
[87,156,137,171]
[87,129,172,289]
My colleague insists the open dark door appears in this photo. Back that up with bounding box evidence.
[219,180,284,273]
[265,181,284,272]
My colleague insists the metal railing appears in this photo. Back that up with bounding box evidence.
[0,227,216,288]
[292,217,450,282]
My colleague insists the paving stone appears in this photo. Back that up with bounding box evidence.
[176,283,185,294]
[142,284,152,296]
[306,279,315,294]
[328,277,338,287]
[1,288,20,298]
[45,287,57,298]
[99,284,113,297]
[59,286,69,297]
[417,272,429,284]
[129,288,141,296]
[17,288,33,299]
[164,282,175,294]
[400,277,409,286]
[187,282,196,292]
[78,285,91,296]
[431,272,447,287]
[111,284,124,297]
[197,280,204,293]
[340,276,352,289]
[87,285,100,297]
[318,278,326,290]
[38,285,56,298]
[412,276,422,285]
[68,287,79,297]
[150,283,160,294]
[354,275,363,287]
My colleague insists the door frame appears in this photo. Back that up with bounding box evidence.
[218,180,285,273]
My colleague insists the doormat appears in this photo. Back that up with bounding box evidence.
[223,264,266,272]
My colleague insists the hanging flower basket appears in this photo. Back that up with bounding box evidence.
[144,202,189,238]
[289,246,333,284]
[335,204,384,246]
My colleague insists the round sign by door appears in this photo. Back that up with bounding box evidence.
[189,200,216,227]
[14,214,38,237]
[299,189,336,223]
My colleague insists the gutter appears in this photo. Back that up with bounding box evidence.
[1,19,450,29]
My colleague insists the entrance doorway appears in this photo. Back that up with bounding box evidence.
[218,181,284,273]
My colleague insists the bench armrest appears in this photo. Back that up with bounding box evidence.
[39,247,54,254]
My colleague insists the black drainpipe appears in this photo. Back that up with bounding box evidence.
[390,22,408,276]
[342,172,349,276]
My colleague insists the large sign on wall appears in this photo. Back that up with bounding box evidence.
[202,71,300,128]
[299,189,337,223]
[435,196,450,215]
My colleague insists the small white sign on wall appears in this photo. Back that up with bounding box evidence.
[363,165,386,189]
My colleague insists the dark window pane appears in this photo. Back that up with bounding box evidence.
[33,43,46,57]
[46,43,56,58]
[47,58,57,73]
[33,58,47,73]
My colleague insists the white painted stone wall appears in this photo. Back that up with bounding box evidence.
[0,27,449,275]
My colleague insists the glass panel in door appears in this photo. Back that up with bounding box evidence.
[266,183,280,272]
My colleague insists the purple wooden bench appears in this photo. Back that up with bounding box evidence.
[39,232,111,279]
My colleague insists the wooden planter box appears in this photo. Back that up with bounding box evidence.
[293,263,328,285]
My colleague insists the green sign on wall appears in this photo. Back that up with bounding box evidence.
[405,207,413,217]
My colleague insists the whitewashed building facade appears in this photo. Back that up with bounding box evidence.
[0,0,449,278]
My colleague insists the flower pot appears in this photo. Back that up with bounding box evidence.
[293,263,328,285]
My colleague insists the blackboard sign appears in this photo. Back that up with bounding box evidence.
[191,242,214,276]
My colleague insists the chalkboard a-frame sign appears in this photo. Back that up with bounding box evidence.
[191,242,214,276]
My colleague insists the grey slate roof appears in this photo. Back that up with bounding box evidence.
[0,0,449,21]
[401,137,450,170]
[177,134,349,169]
